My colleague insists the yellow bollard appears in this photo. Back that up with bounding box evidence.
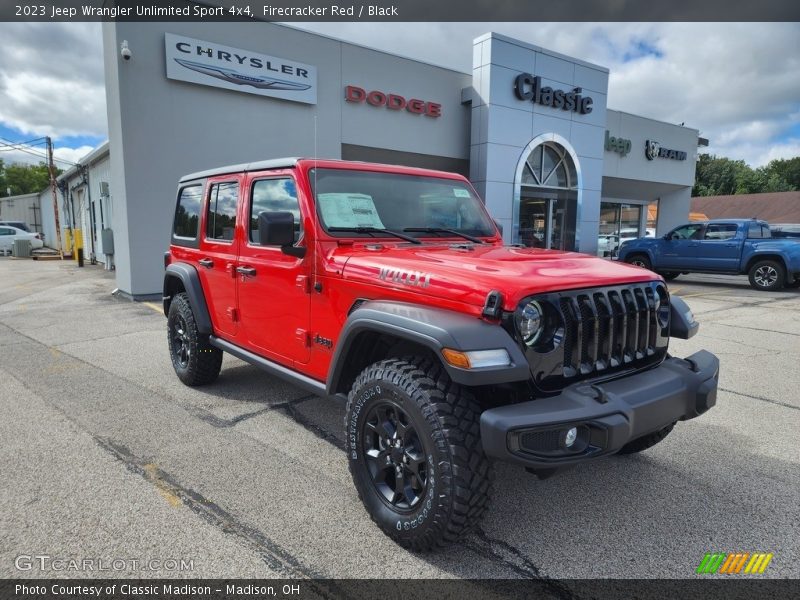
[63,230,73,257]
[73,230,84,267]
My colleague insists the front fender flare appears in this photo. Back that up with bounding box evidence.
[326,300,530,394]
[163,262,213,335]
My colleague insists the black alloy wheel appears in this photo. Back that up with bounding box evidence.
[170,314,191,369]
[362,401,428,511]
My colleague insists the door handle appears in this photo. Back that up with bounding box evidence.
[198,258,214,268]
[236,266,256,277]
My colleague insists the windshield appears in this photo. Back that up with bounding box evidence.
[309,168,496,239]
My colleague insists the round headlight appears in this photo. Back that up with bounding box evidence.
[517,300,544,346]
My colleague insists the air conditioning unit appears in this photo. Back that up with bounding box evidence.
[13,239,31,258]
[99,181,110,197]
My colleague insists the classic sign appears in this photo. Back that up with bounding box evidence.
[513,73,593,115]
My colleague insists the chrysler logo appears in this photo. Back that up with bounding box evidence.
[174,59,311,91]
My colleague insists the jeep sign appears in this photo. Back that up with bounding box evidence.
[605,131,632,157]
[165,33,317,104]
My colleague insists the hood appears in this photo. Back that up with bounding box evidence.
[337,242,661,310]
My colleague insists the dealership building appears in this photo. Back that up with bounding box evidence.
[80,22,703,298]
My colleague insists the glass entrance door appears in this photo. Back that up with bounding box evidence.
[519,193,576,250]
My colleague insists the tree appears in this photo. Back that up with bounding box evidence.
[763,157,800,191]
[693,154,796,196]
[0,161,60,197]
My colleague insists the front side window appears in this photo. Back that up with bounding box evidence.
[249,178,302,244]
[206,182,239,242]
[309,169,495,238]
[670,224,704,240]
[704,223,738,240]
[173,185,202,239]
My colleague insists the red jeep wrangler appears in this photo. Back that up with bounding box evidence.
[163,158,719,550]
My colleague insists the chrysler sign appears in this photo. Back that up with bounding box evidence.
[165,34,317,104]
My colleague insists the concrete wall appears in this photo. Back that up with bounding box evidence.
[469,33,609,254]
[103,21,471,298]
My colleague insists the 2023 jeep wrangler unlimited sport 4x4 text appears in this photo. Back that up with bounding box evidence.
[163,158,719,551]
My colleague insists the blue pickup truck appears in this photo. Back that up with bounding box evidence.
[617,219,800,291]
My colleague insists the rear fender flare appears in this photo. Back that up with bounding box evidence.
[163,262,212,335]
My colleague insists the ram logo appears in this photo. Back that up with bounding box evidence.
[378,267,431,288]
[645,139,661,161]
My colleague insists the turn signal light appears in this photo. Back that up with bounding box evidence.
[441,348,471,369]
[441,348,511,369]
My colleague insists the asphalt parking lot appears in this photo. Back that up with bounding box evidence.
[1,258,798,580]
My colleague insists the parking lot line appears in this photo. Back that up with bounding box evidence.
[677,290,730,299]
[142,301,163,314]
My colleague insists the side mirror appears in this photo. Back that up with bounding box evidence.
[663,233,673,240]
[258,211,305,258]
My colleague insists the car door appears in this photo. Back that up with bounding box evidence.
[197,177,242,339]
[658,223,704,269]
[0,227,13,252]
[694,223,742,271]
[236,172,311,365]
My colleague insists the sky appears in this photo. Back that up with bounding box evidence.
[0,22,798,170]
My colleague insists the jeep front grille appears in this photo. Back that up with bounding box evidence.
[515,282,669,393]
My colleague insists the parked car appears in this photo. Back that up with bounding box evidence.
[0,225,43,254]
[597,233,619,256]
[617,219,800,291]
[0,220,31,232]
[163,158,718,550]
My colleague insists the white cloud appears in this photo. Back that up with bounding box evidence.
[0,144,95,168]
[0,23,106,140]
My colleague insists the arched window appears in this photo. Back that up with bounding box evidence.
[520,142,577,190]
[515,140,579,250]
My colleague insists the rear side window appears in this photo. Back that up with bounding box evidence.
[249,178,302,244]
[704,223,738,240]
[747,223,772,239]
[173,185,202,239]
[206,182,239,242]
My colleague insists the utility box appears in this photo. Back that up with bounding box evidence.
[13,239,31,258]
[101,228,114,255]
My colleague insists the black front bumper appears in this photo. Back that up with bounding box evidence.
[480,350,719,469]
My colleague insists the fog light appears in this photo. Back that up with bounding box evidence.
[564,427,578,448]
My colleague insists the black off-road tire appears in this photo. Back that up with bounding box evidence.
[626,254,652,271]
[748,259,786,291]
[167,292,222,386]
[345,357,493,551]
[617,423,675,455]
[659,271,680,281]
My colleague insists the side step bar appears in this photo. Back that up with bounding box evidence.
[209,336,328,398]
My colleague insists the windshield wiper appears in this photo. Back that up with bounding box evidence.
[403,227,486,244]
[327,226,422,244]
